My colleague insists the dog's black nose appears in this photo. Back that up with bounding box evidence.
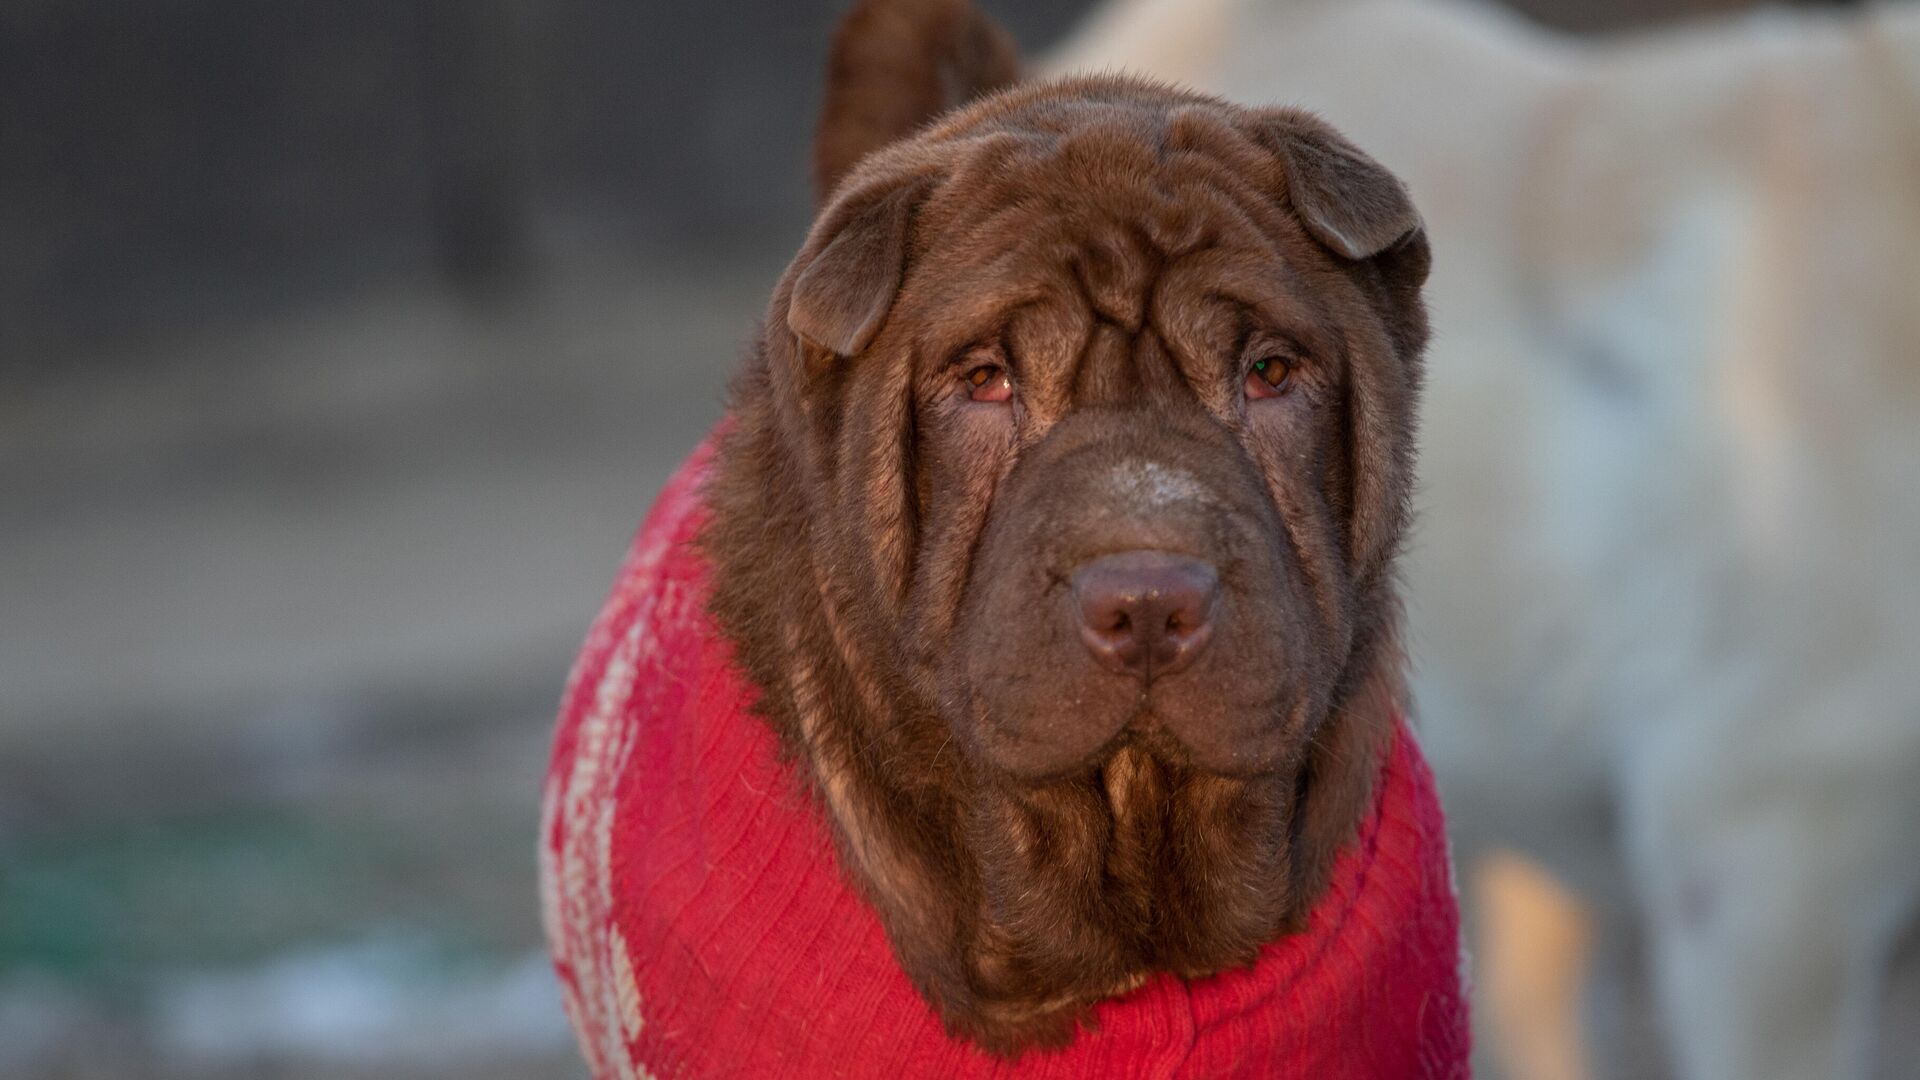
[1071,551,1219,680]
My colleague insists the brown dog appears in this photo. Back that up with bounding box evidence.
[542,0,1454,1069]
[697,0,1433,1054]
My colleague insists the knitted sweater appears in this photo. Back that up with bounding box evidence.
[540,438,1470,1079]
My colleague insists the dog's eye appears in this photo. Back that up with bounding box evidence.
[1245,355,1295,399]
[965,363,1013,403]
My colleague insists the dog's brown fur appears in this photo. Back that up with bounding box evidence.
[700,0,1431,1055]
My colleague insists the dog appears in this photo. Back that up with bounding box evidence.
[540,0,1468,1074]
[1057,1,1920,1077]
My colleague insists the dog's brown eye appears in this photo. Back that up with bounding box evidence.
[966,364,1013,403]
[1245,355,1294,399]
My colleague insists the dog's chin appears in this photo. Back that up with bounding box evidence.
[1148,689,1309,778]
[961,689,1301,786]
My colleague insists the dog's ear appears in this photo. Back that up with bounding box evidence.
[788,176,928,357]
[813,0,1020,204]
[1257,112,1428,599]
[1257,111,1429,286]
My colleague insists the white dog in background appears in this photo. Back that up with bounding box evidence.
[1057,2,1920,1078]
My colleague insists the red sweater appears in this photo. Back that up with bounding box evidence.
[540,438,1470,1079]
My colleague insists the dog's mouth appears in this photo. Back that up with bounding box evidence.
[952,565,1312,783]
[959,594,1310,785]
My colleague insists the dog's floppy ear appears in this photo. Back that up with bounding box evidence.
[1258,111,1429,283]
[813,0,1020,204]
[788,176,927,357]
[1257,111,1429,601]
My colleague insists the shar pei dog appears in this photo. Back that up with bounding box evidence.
[541,0,1467,1075]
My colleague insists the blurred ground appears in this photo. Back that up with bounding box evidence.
[0,250,774,1078]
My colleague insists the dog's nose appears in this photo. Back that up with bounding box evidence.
[1071,551,1219,680]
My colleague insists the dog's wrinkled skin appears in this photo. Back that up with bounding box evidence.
[700,0,1430,1053]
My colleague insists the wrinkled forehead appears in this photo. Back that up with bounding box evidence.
[891,109,1334,373]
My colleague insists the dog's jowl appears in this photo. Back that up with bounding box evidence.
[541,1,1468,1075]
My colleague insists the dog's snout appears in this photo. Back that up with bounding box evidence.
[1071,551,1219,680]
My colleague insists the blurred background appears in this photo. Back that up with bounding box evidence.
[1,1,1908,1078]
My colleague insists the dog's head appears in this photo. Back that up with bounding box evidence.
[705,0,1429,1052]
